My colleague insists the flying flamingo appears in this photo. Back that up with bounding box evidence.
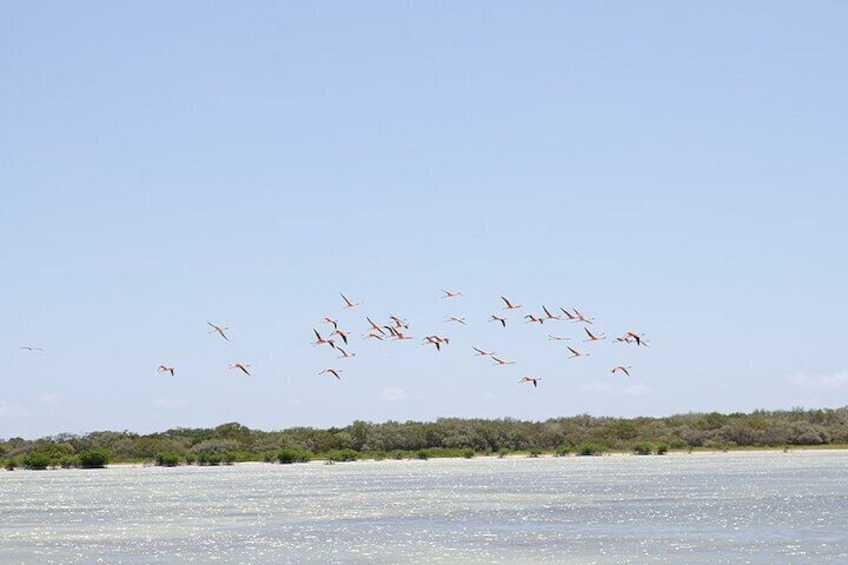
[366,317,386,335]
[386,326,413,340]
[489,315,507,327]
[229,363,251,376]
[319,368,342,380]
[548,335,570,341]
[573,308,594,325]
[423,335,449,351]
[336,347,356,359]
[323,317,338,329]
[611,365,632,377]
[491,356,516,366]
[442,290,463,298]
[157,365,175,376]
[501,296,522,310]
[472,346,495,356]
[19,346,44,352]
[567,346,589,359]
[331,328,350,345]
[446,316,467,325]
[389,315,409,329]
[626,331,648,346]
[392,330,413,340]
[519,376,541,388]
[207,322,230,341]
[584,328,606,342]
[340,293,360,309]
[524,314,545,324]
[559,308,577,321]
[312,329,336,349]
[542,306,561,321]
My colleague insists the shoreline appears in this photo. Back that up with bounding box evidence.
[7,445,848,472]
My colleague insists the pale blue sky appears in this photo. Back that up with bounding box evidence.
[3,2,847,439]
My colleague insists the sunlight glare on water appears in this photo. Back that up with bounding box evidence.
[2,451,848,564]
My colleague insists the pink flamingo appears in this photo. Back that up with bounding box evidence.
[207,322,230,341]
[320,368,342,380]
[501,296,522,310]
[340,293,360,309]
[519,376,541,388]
[567,346,589,359]
[491,356,516,366]
[584,328,606,342]
[489,315,507,327]
[229,363,251,376]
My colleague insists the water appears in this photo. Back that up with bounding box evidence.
[2,451,847,564]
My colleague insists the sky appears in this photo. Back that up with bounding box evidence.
[2,2,847,439]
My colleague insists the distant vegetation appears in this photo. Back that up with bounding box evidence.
[3,407,848,469]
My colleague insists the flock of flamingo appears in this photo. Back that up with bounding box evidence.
[305,291,648,389]
[19,290,648,392]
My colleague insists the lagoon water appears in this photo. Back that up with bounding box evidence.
[2,451,848,564]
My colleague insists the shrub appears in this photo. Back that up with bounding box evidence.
[416,449,429,460]
[576,443,603,456]
[277,448,310,464]
[4,458,20,470]
[633,443,653,455]
[326,449,358,462]
[463,448,475,459]
[155,452,181,467]
[656,444,669,455]
[529,449,542,458]
[192,439,240,459]
[197,453,222,466]
[78,449,110,468]
[554,445,572,457]
[22,452,52,470]
[59,455,79,468]
[184,453,198,465]
[407,447,466,459]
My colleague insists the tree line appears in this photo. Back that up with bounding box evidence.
[3,406,848,469]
